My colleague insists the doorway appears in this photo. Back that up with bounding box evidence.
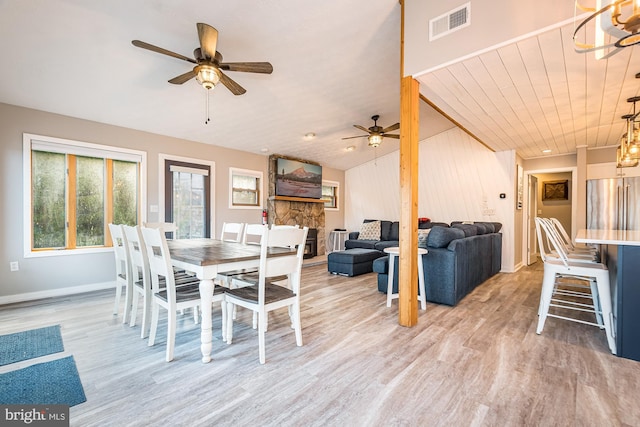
[523,168,577,267]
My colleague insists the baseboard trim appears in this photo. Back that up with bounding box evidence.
[0,281,115,306]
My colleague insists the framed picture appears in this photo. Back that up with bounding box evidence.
[543,180,569,201]
[516,164,523,209]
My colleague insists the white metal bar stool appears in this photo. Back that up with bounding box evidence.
[535,218,615,354]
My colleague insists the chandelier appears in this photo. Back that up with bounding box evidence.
[617,96,640,168]
[574,0,640,58]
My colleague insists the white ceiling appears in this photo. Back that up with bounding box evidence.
[0,1,637,170]
[0,0,453,170]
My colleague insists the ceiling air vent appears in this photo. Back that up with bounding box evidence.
[429,3,470,41]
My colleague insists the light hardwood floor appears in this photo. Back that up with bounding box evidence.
[1,262,639,426]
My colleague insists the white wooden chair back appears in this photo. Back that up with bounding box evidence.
[243,223,267,246]
[141,227,177,304]
[143,222,177,239]
[221,222,245,242]
[123,225,151,291]
[257,226,308,302]
[108,223,131,280]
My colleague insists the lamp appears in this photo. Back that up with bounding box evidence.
[195,64,220,90]
[617,97,640,168]
[368,134,383,148]
[574,0,640,57]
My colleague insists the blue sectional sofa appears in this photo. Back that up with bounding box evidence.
[372,222,502,306]
[345,219,449,253]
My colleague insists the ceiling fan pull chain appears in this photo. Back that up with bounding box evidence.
[205,89,211,124]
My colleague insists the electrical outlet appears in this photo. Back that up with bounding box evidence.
[9,261,19,272]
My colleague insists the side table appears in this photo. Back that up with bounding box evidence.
[383,247,427,310]
[328,230,349,253]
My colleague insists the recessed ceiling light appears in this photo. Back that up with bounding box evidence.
[345,145,356,152]
[260,147,269,153]
[542,149,552,154]
[303,132,316,140]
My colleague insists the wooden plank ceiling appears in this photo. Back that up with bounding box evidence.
[417,23,640,159]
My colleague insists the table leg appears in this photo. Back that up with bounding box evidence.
[199,278,214,363]
[386,254,395,307]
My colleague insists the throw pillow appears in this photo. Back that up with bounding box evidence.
[358,220,381,240]
[417,229,431,249]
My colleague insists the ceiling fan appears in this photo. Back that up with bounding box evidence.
[131,22,273,96]
[342,115,400,147]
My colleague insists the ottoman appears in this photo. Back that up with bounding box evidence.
[327,248,384,277]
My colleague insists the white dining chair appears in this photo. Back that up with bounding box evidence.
[143,222,178,239]
[220,222,245,243]
[225,226,308,364]
[243,223,266,246]
[141,226,227,361]
[123,225,154,338]
[534,217,616,354]
[108,223,133,324]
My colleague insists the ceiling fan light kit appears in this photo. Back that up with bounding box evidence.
[195,65,220,90]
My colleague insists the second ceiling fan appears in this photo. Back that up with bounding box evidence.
[342,115,400,147]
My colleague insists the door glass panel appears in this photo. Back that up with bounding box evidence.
[173,171,206,239]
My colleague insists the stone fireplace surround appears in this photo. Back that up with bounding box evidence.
[267,154,325,256]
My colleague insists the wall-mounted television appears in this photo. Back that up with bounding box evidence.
[275,157,322,199]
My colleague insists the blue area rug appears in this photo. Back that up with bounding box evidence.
[0,325,64,366]
[0,356,86,406]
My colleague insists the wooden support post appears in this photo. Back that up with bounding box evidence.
[398,75,419,326]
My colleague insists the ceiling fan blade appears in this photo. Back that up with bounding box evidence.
[197,23,218,61]
[384,134,400,139]
[341,135,368,140]
[219,71,246,95]
[353,125,370,133]
[131,40,196,64]
[220,62,273,74]
[382,122,400,133]
[168,70,196,84]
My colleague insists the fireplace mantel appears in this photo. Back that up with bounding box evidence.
[269,196,325,203]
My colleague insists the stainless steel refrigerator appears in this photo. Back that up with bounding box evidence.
[587,177,640,230]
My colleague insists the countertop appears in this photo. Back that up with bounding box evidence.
[575,229,640,246]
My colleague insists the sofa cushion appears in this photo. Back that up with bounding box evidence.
[374,240,399,251]
[427,226,465,248]
[417,229,431,249]
[388,222,400,241]
[491,222,502,232]
[358,220,381,240]
[481,222,495,233]
[345,239,377,250]
[452,223,478,237]
[380,220,393,241]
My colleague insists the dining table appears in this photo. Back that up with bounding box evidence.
[167,238,294,363]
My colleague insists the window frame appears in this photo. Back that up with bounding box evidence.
[322,180,340,211]
[23,133,147,258]
[229,167,263,209]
